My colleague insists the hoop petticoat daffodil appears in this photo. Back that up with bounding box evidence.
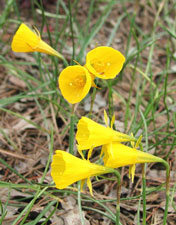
[51,150,113,196]
[85,46,125,79]
[58,65,92,104]
[11,23,63,59]
[76,111,136,151]
[102,141,164,182]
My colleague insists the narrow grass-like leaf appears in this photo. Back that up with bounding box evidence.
[23,200,57,225]
[0,158,32,184]
[77,0,116,62]
[11,187,48,225]
[0,107,49,133]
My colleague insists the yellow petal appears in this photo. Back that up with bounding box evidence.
[104,110,109,127]
[80,179,86,191]
[130,133,135,148]
[87,177,93,196]
[11,23,39,52]
[100,148,104,158]
[103,142,163,168]
[77,147,85,160]
[51,150,112,191]
[84,65,97,88]
[135,135,142,148]
[87,146,94,161]
[58,65,92,104]
[129,164,136,183]
[76,117,136,150]
[35,39,63,58]
[11,23,63,59]
[91,79,99,88]
[111,113,115,129]
[86,46,125,79]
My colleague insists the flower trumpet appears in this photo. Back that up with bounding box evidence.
[102,142,164,182]
[11,23,63,59]
[76,116,136,151]
[51,150,113,195]
[85,46,125,79]
[58,65,92,104]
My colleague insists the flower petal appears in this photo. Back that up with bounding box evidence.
[87,177,93,196]
[103,142,163,168]
[129,164,136,183]
[11,23,63,58]
[86,46,125,79]
[51,150,112,192]
[58,66,92,104]
[76,117,136,150]
[104,110,109,127]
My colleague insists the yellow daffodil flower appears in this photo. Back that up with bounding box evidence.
[11,23,63,59]
[85,46,125,79]
[58,65,92,104]
[102,142,163,182]
[76,112,136,151]
[51,150,113,195]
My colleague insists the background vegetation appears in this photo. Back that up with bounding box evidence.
[0,0,175,224]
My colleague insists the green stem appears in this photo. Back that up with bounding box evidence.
[77,181,85,225]
[40,126,54,184]
[107,80,114,120]
[69,104,75,155]
[68,0,75,64]
[113,170,121,225]
[162,160,170,225]
[89,87,97,117]
[140,142,147,225]
[141,164,146,225]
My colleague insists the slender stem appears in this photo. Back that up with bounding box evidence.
[140,142,147,225]
[162,161,170,225]
[62,57,69,67]
[69,104,75,155]
[68,0,75,64]
[89,87,97,117]
[77,181,85,225]
[141,164,146,225]
[40,126,54,184]
[113,170,121,225]
[107,80,114,120]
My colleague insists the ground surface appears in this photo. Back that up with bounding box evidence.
[0,0,176,224]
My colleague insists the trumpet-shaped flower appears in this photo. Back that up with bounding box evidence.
[58,65,92,104]
[51,150,113,195]
[102,142,163,182]
[85,46,125,79]
[76,115,136,151]
[11,23,63,59]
